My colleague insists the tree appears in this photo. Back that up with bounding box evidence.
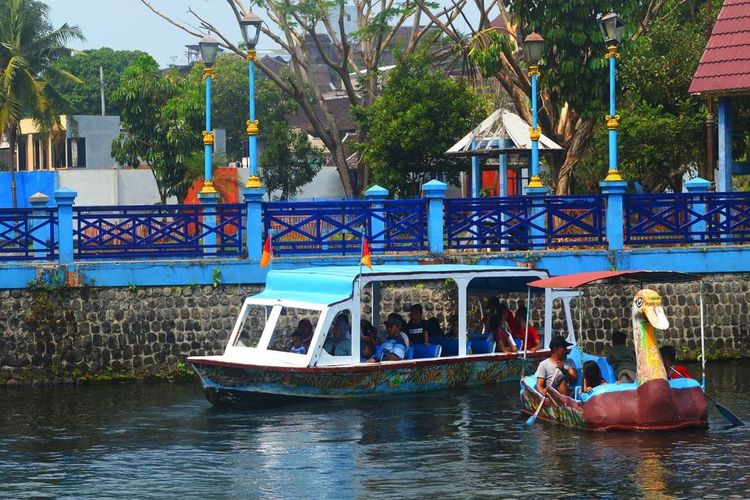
[111,55,203,203]
[261,121,324,199]
[354,52,487,197]
[419,0,671,194]
[140,0,453,198]
[575,4,709,193]
[49,47,149,115]
[0,0,83,206]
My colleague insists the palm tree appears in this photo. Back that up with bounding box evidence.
[0,0,83,207]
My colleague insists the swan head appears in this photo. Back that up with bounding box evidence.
[633,289,669,330]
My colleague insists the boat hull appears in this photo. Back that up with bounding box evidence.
[520,377,708,431]
[190,353,542,406]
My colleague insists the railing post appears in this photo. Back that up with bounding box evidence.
[53,188,77,266]
[685,177,711,244]
[524,185,548,249]
[364,185,388,250]
[29,192,49,259]
[422,179,447,255]
[600,180,627,251]
[198,191,220,255]
[243,186,264,262]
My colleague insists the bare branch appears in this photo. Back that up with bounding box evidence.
[139,0,204,38]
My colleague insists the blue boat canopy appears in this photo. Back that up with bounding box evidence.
[251,265,548,306]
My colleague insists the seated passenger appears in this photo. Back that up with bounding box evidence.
[660,345,691,379]
[361,340,376,362]
[288,330,307,354]
[607,331,636,383]
[425,317,442,339]
[297,319,314,349]
[386,312,410,347]
[482,296,501,334]
[366,316,407,362]
[323,314,352,356]
[488,313,516,353]
[360,319,379,344]
[445,314,459,338]
[406,304,429,346]
[582,360,607,393]
[535,336,575,396]
[512,305,540,352]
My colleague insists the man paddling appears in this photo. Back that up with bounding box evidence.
[535,336,576,396]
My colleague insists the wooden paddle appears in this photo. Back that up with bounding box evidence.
[526,395,547,425]
[669,366,744,427]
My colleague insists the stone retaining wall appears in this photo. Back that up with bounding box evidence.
[0,273,747,385]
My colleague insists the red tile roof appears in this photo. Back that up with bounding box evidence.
[689,0,750,95]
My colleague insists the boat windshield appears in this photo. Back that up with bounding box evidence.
[234,304,272,348]
[266,306,322,354]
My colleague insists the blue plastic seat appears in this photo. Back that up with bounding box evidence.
[412,344,442,359]
[513,338,523,350]
[404,346,414,360]
[440,338,469,356]
[469,338,496,354]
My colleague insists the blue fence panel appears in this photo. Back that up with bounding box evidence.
[73,204,244,259]
[264,199,427,255]
[0,207,58,261]
[625,192,750,245]
[445,195,605,251]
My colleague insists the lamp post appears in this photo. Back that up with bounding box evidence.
[524,32,545,189]
[199,35,219,194]
[599,12,625,182]
[240,11,263,189]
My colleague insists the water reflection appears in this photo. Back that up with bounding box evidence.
[0,362,749,498]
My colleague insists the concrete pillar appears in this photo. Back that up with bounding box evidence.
[29,192,49,258]
[243,187,264,261]
[197,191,220,255]
[364,184,388,250]
[422,179,447,255]
[717,97,732,192]
[685,177,711,243]
[53,188,77,265]
[600,180,627,251]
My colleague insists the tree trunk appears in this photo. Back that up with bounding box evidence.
[8,125,18,208]
[554,119,595,195]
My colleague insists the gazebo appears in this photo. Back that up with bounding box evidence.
[445,108,563,197]
[689,0,750,191]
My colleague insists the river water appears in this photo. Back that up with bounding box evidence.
[1,362,749,499]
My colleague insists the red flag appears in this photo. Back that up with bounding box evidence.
[260,234,272,268]
[360,237,372,270]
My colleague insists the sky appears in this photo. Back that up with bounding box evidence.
[44,0,480,68]
[44,0,280,67]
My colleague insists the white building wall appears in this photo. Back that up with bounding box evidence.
[58,168,176,206]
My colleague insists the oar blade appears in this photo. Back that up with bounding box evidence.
[715,401,745,427]
[526,413,537,425]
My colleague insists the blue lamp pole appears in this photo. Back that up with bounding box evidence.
[524,32,545,189]
[240,12,263,189]
[599,13,625,182]
[199,35,220,194]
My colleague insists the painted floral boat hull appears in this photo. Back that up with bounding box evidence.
[520,376,708,431]
[190,353,543,406]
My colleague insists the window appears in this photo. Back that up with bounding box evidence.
[267,307,321,354]
[234,304,271,348]
[67,137,86,167]
[17,135,27,171]
[33,137,48,170]
[51,137,65,168]
[323,310,352,357]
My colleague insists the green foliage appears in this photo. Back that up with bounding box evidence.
[575,4,708,193]
[111,55,203,203]
[354,51,487,196]
[211,267,222,288]
[261,121,324,200]
[48,47,148,115]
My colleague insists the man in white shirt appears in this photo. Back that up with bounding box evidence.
[535,336,576,396]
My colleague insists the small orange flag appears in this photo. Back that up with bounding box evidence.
[360,237,372,270]
[260,234,272,268]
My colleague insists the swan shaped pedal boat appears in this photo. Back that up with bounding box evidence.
[520,272,708,431]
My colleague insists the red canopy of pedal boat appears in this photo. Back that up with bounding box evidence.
[527,270,700,289]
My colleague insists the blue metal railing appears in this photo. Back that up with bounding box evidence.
[73,204,244,259]
[625,192,750,245]
[264,199,427,255]
[0,208,58,261]
[445,195,605,251]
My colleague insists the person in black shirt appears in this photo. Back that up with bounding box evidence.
[406,304,429,346]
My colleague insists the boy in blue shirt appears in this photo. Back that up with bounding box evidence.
[288,330,307,355]
[366,317,407,362]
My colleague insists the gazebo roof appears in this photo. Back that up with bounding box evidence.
[445,108,563,157]
[689,0,750,95]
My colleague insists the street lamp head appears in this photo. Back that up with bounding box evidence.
[598,13,625,46]
[523,32,545,65]
[199,35,220,66]
[240,11,262,48]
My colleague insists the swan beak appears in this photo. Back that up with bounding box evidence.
[645,305,669,330]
